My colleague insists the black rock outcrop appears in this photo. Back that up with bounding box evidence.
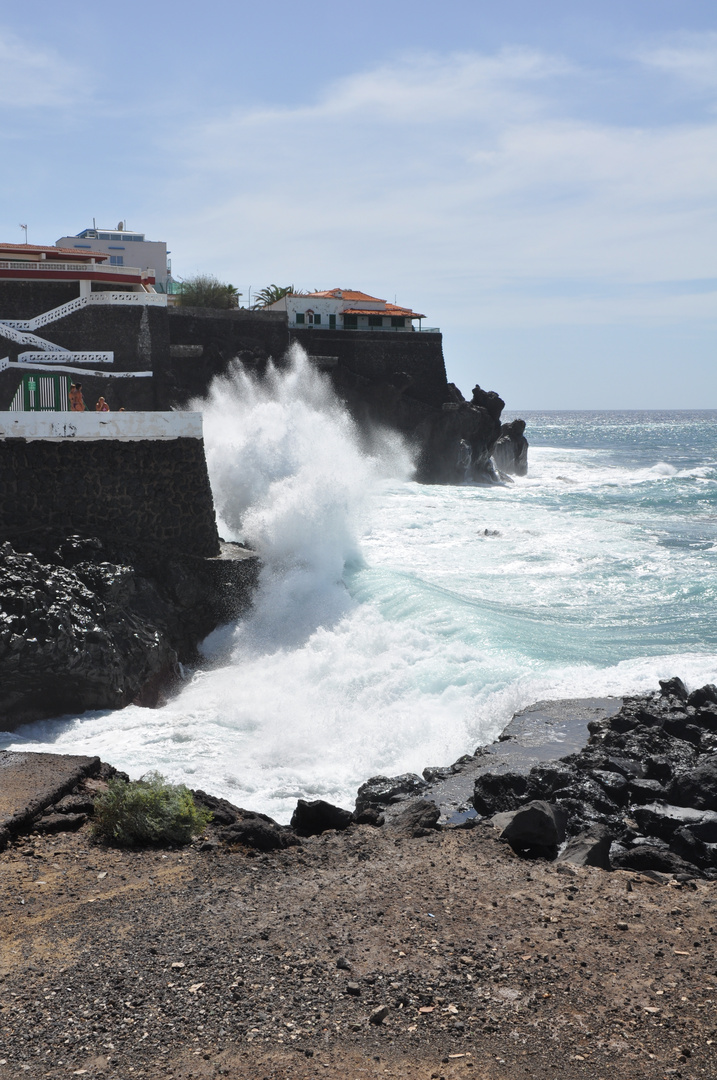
[0,535,258,731]
[472,681,717,878]
[492,419,529,477]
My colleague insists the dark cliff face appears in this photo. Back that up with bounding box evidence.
[0,536,259,731]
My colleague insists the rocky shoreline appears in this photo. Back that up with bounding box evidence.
[2,682,716,1079]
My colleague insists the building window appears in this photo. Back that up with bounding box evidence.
[329,314,336,329]
[74,244,91,249]
[109,255,124,266]
[368,315,383,327]
[343,314,357,328]
[314,313,321,325]
[108,245,125,250]
[295,312,305,324]
[391,316,406,328]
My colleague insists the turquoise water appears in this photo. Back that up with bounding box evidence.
[4,366,716,821]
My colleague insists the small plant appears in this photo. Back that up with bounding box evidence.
[92,771,212,848]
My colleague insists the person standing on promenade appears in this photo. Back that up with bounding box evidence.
[69,383,86,411]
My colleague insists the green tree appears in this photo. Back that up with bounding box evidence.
[178,274,239,309]
[252,284,295,308]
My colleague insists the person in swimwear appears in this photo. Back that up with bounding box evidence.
[68,383,85,411]
[95,396,110,412]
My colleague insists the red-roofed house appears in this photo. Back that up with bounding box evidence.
[267,288,431,331]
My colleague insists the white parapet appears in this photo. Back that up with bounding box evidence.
[0,411,204,441]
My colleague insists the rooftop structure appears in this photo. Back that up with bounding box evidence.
[0,242,156,291]
[267,288,434,332]
[55,224,172,292]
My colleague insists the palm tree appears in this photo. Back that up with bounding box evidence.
[252,284,295,308]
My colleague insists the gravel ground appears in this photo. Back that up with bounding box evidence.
[1,802,716,1080]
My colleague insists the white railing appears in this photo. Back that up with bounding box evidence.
[0,260,151,278]
[416,327,440,333]
[0,323,68,351]
[18,351,114,365]
[0,290,166,334]
[0,357,9,373]
[86,291,166,307]
[7,361,152,379]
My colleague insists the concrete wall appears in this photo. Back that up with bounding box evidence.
[0,425,220,557]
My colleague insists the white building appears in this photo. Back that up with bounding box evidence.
[268,288,430,331]
[55,224,172,293]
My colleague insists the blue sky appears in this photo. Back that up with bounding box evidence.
[1,0,715,408]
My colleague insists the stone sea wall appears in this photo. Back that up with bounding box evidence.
[0,430,220,557]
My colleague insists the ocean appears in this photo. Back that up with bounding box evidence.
[4,354,717,822]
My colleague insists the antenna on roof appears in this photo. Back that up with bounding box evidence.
[93,217,96,230]
[19,224,28,244]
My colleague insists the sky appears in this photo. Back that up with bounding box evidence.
[0,0,715,408]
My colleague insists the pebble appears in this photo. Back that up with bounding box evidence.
[369,1005,389,1025]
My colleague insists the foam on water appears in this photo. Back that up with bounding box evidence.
[3,379,717,821]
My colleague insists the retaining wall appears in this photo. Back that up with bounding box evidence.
[0,413,219,556]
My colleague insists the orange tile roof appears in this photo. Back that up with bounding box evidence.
[0,242,108,261]
[303,288,387,303]
[342,305,426,319]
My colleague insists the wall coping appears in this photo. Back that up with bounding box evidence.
[0,411,203,441]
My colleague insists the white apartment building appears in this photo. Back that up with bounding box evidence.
[56,224,172,292]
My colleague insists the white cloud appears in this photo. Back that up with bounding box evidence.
[165,48,717,332]
[0,27,83,108]
[637,32,717,92]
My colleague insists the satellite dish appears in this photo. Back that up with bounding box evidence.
[117,221,124,231]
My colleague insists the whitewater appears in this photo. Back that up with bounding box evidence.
[4,352,717,822]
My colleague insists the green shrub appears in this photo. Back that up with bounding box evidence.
[91,771,212,848]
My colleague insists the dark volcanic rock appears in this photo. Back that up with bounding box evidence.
[291,798,353,837]
[558,825,612,869]
[473,771,528,815]
[492,419,529,477]
[386,798,441,837]
[220,811,300,852]
[468,682,717,878]
[492,800,568,858]
[354,774,427,816]
[669,757,717,811]
[0,536,258,730]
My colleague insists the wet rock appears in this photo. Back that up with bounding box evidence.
[291,798,353,837]
[660,677,688,702]
[473,771,528,816]
[355,774,427,817]
[492,419,528,477]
